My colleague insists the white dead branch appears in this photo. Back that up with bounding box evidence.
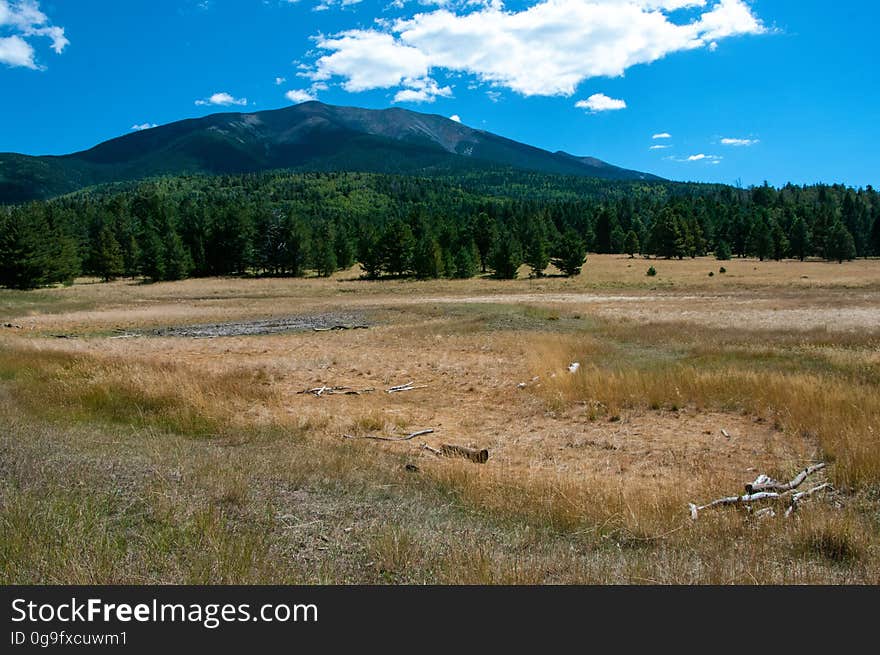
[386,381,428,393]
[689,463,831,520]
[297,385,375,397]
[341,429,434,442]
[744,463,826,494]
[785,483,833,517]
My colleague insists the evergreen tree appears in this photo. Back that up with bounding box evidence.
[551,228,587,277]
[89,223,125,281]
[412,235,443,279]
[870,211,880,257]
[163,224,192,281]
[770,219,789,261]
[788,215,812,261]
[452,242,479,278]
[714,240,732,261]
[746,217,773,261]
[138,218,166,282]
[488,230,523,279]
[647,207,684,259]
[380,219,415,276]
[472,211,497,273]
[623,230,640,258]
[523,218,549,277]
[311,223,338,277]
[333,222,356,270]
[0,206,78,289]
[280,213,310,276]
[358,228,383,279]
[825,221,856,263]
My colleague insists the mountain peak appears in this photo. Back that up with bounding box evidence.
[0,102,661,203]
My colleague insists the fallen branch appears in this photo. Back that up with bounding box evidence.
[690,462,831,520]
[341,429,434,442]
[386,381,428,393]
[785,483,833,517]
[689,491,787,520]
[297,385,375,397]
[745,463,826,494]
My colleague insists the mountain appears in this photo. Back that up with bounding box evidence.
[0,101,661,203]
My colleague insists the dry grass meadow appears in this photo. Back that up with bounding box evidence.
[1,254,879,584]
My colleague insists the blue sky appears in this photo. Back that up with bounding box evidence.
[1,1,877,187]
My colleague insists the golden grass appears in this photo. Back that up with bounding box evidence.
[2,259,880,584]
[528,335,880,489]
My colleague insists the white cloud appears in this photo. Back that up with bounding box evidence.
[449,114,461,122]
[314,0,363,11]
[575,93,626,112]
[195,92,248,106]
[275,76,287,85]
[392,76,452,103]
[652,132,672,139]
[131,123,158,131]
[0,34,32,67]
[302,0,765,98]
[285,88,317,103]
[649,144,670,150]
[685,153,722,163]
[721,137,759,146]
[0,0,68,69]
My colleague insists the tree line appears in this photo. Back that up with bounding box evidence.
[1,171,878,289]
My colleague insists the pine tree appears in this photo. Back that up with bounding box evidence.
[770,219,789,261]
[333,222,356,270]
[381,219,415,277]
[551,228,587,277]
[714,240,732,261]
[523,219,549,277]
[746,217,773,261]
[163,225,192,281]
[472,211,497,273]
[825,221,856,263]
[452,242,479,278]
[0,207,53,289]
[488,230,523,279]
[138,220,166,282]
[280,213,310,276]
[358,228,383,279]
[90,223,125,281]
[647,207,684,259]
[788,215,812,261]
[412,235,443,279]
[623,230,640,258]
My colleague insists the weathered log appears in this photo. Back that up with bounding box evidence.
[745,463,826,494]
[785,483,833,517]
[690,463,832,520]
[341,429,435,442]
[439,444,489,464]
[689,490,786,520]
[386,381,428,393]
